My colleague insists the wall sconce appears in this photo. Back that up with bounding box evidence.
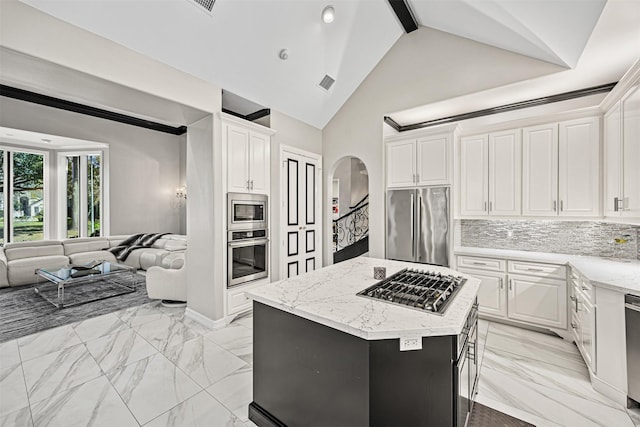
[176,186,187,200]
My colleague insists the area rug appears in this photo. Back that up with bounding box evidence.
[468,403,535,427]
[0,274,150,343]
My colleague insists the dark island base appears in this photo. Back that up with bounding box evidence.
[250,301,461,427]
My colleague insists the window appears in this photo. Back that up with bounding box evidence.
[62,153,103,238]
[0,148,47,244]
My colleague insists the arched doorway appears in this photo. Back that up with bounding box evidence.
[330,157,369,263]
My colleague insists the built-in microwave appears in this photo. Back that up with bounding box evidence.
[227,193,267,231]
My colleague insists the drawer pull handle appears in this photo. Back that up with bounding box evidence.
[570,296,576,301]
[526,268,545,272]
[581,286,589,291]
[472,262,487,266]
[571,322,577,329]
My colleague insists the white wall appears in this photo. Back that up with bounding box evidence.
[333,158,352,217]
[0,97,183,235]
[269,110,322,280]
[322,26,565,265]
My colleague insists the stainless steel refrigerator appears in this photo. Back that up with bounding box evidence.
[386,186,450,267]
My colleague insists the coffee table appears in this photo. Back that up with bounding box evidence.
[35,261,138,308]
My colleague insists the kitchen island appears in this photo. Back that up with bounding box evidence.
[246,257,481,427]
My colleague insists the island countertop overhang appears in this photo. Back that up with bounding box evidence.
[247,257,481,341]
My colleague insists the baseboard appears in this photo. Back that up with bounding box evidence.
[591,373,627,406]
[184,307,226,329]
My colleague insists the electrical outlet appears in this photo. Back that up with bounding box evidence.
[399,336,422,351]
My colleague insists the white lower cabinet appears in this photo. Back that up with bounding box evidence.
[507,275,567,329]
[457,255,567,330]
[458,268,507,318]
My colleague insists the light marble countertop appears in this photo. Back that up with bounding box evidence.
[247,257,481,341]
[454,246,640,295]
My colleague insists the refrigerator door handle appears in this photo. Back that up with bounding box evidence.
[410,194,415,258]
[417,195,422,261]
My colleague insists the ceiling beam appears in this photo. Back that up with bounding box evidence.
[0,84,187,135]
[222,107,270,123]
[388,0,419,34]
[387,82,617,132]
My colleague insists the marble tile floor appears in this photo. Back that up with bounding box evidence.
[476,320,639,427]
[0,301,258,427]
[1,302,637,427]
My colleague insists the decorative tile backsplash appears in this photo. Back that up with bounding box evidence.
[459,220,640,260]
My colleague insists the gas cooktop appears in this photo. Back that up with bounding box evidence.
[357,268,467,315]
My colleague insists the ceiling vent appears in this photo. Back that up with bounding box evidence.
[318,75,335,91]
[191,0,215,13]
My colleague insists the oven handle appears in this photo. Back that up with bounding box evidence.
[228,238,269,248]
[626,303,640,313]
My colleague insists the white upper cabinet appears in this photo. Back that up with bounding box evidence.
[249,132,269,194]
[460,134,489,215]
[460,129,520,216]
[604,104,622,216]
[386,139,416,188]
[224,117,273,194]
[558,117,600,216]
[489,129,522,216]
[416,135,450,186]
[522,117,600,217]
[622,85,640,217]
[522,123,558,216]
[227,123,252,193]
[386,132,450,188]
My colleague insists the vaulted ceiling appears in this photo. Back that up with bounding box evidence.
[14,0,632,129]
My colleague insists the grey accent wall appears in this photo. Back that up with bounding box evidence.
[460,220,640,260]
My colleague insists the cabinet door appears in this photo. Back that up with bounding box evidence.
[460,135,488,216]
[226,124,250,193]
[604,104,622,216]
[558,117,600,216]
[489,129,521,216]
[622,85,640,217]
[507,275,567,329]
[579,296,596,372]
[416,135,449,185]
[249,131,269,194]
[458,268,507,318]
[387,140,416,188]
[522,124,558,216]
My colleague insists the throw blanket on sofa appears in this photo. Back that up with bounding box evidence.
[109,233,170,262]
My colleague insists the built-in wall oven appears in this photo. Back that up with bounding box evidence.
[228,229,268,287]
[227,193,267,231]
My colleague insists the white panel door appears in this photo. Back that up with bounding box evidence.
[416,134,449,185]
[622,85,640,217]
[282,151,321,279]
[226,124,250,193]
[386,140,416,188]
[458,268,507,318]
[460,135,488,216]
[604,104,622,216]
[558,117,600,216]
[522,124,558,216]
[507,275,567,329]
[489,129,521,216]
[249,131,269,194]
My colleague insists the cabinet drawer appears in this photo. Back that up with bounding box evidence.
[508,260,566,279]
[457,256,506,272]
[228,290,252,313]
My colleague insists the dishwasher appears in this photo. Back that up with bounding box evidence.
[626,294,640,405]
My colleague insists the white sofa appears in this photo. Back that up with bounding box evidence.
[0,234,186,288]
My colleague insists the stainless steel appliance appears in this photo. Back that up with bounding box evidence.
[357,268,466,315]
[386,186,450,267]
[228,229,268,287]
[626,294,640,404]
[227,193,267,231]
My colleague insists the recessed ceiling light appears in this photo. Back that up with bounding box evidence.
[322,5,335,24]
